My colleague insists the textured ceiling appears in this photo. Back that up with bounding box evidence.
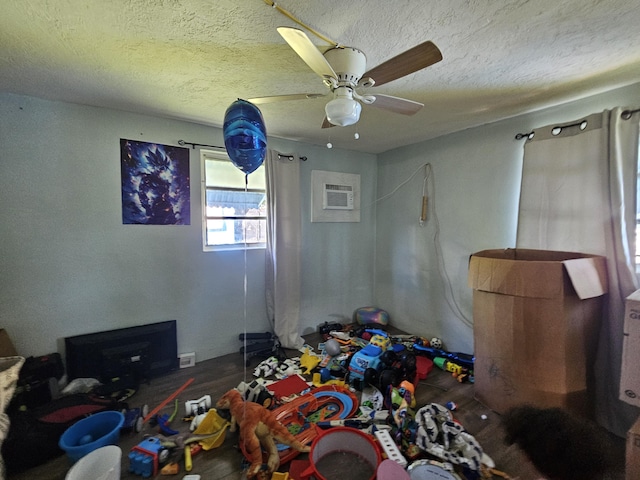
[1,0,639,153]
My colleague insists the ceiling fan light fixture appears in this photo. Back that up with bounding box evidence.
[325,90,362,126]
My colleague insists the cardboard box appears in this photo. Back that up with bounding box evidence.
[621,290,640,407]
[627,415,640,480]
[468,249,608,417]
[0,329,18,357]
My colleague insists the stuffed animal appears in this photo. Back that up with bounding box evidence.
[216,389,310,478]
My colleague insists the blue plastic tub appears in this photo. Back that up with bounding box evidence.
[59,410,124,463]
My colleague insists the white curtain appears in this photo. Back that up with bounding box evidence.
[264,149,304,350]
[516,107,640,437]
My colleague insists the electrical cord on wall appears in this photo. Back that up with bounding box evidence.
[375,163,473,329]
[423,164,473,329]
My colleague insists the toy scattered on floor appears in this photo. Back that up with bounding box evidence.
[327,329,351,341]
[237,379,275,408]
[429,337,443,349]
[192,409,231,450]
[299,349,322,375]
[275,358,302,379]
[150,399,179,435]
[318,321,344,338]
[368,329,392,350]
[254,356,280,377]
[185,395,211,417]
[323,338,341,356]
[348,342,386,390]
[412,340,475,371]
[216,389,310,479]
[433,357,473,383]
[121,404,149,433]
[354,306,390,326]
[390,381,416,428]
[142,377,194,427]
[128,437,169,478]
[414,403,485,473]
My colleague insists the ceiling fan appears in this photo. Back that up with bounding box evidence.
[248,26,443,128]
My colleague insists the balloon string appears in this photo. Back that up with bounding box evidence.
[242,174,248,389]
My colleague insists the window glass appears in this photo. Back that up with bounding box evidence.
[202,151,266,250]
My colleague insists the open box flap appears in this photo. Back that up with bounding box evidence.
[562,257,608,299]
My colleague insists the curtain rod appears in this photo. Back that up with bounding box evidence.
[278,153,307,161]
[515,119,586,140]
[178,140,307,161]
[515,131,534,140]
[621,108,640,120]
[516,108,640,139]
[177,140,225,150]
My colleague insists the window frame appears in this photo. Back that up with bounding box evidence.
[201,150,267,252]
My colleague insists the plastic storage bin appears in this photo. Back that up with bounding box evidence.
[59,410,124,463]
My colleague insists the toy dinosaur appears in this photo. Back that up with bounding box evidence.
[216,388,310,478]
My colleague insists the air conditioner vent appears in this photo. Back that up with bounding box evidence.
[323,183,354,210]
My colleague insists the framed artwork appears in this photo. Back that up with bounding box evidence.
[120,139,190,225]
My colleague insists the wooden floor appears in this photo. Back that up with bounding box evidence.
[8,329,626,480]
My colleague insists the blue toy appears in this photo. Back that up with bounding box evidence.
[348,343,384,390]
[128,437,169,478]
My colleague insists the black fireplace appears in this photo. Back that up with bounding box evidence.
[64,320,178,383]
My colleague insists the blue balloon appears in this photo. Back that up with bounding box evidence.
[223,99,267,175]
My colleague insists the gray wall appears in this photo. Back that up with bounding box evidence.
[0,93,376,362]
[375,81,640,354]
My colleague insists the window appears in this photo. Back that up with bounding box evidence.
[201,150,267,251]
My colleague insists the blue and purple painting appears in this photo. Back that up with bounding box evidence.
[120,139,190,225]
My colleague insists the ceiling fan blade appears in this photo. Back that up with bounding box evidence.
[277,26,337,80]
[363,41,442,87]
[248,93,327,104]
[369,94,424,115]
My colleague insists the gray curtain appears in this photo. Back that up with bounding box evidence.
[264,149,304,349]
[516,107,640,437]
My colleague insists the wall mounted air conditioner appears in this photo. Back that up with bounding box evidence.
[323,183,354,210]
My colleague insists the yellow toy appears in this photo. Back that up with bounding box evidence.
[192,408,231,450]
[299,349,321,374]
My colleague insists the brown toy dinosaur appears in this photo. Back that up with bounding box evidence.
[216,388,310,478]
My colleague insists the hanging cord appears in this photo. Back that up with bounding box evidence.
[372,163,473,329]
[263,0,339,47]
[424,164,473,329]
[371,162,426,206]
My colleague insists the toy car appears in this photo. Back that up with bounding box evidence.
[121,404,149,433]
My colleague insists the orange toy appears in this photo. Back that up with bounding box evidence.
[216,389,310,478]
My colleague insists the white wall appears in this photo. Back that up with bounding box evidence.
[375,81,640,354]
[0,93,377,361]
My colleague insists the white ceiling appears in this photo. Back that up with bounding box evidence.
[2,0,639,154]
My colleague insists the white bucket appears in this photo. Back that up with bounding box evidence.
[65,445,122,480]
